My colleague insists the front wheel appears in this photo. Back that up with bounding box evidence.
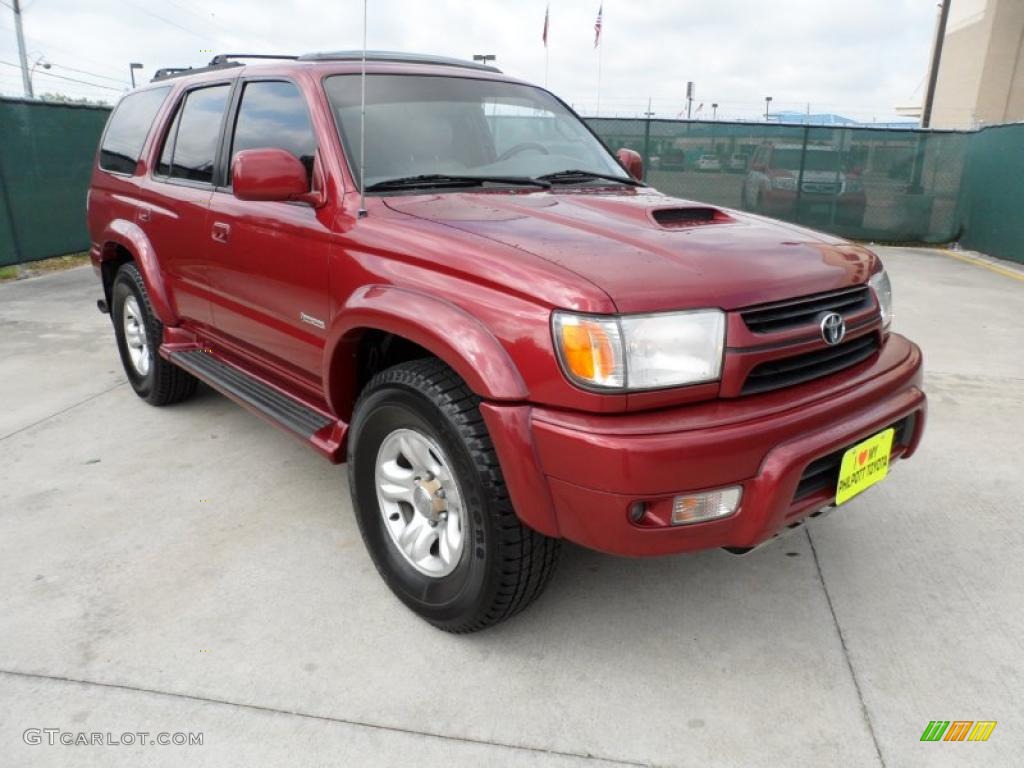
[348,359,560,632]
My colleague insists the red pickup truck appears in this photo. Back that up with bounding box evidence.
[87,52,925,632]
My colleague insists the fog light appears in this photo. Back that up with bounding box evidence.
[628,501,647,523]
[671,486,742,525]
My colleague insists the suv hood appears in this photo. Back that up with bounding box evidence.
[384,190,877,313]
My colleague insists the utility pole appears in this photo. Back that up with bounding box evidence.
[686,81,694,120]
[921,0,951,128]
[765,96,773,121]
[12,0,33,98]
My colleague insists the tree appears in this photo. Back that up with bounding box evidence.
[38,92,112,107]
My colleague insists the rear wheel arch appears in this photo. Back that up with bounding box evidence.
[99,220,177,326]
[99,242,134,308]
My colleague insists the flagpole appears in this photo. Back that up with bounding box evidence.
[595,3,603,117]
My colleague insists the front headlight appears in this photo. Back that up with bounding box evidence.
[868,268,893,330]
[553,309,725,391]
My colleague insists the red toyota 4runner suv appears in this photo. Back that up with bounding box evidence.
[88,53,925,632]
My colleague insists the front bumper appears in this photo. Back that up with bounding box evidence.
[481,334,925,557]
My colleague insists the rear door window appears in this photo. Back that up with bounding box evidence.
[229,80,317,183]
[99,87,171,174]
[157,85,231,184]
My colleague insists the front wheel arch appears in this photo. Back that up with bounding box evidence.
[324,285,529,420]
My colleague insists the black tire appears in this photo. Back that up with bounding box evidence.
[111,263,197,406]
[347,359,560,633]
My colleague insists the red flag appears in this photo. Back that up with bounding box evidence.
[594,4,603,48]
[543,4,549,48]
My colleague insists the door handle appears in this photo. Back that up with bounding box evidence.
[211,221,230,244]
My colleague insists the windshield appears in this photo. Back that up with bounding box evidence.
[325,74,629,189]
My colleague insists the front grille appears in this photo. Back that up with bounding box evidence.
[741,333,880,395]
[741,285,871,334]
[802,181,840,195]
[793,414,916,502]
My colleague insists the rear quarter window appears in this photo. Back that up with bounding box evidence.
[99,87,171,174]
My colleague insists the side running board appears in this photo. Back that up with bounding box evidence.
[168,348,343,459]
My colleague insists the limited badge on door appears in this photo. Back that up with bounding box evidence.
[835,428,895,505]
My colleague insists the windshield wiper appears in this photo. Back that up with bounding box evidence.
[365,174,552,192]
[537,169,641,187]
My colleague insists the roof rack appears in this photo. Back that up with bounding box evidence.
[151,54,297,82]
[151,62,241,82]
[296,50,501,73]
[150,51,499,83]
[207,54,298,66]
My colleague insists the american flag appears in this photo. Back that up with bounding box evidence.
[594,4,603,48]
[543,4,549,48]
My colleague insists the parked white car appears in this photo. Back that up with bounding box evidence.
[728,153,748,172]
[696,154,722,172]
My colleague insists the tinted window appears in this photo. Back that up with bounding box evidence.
[156,106,181,177]
[230,81,316,182]
[99,87,171,174]
[158,85,230,184]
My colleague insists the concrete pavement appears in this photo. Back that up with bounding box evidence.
[1,247,1021,767]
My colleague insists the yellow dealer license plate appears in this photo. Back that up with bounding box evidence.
[835,428,895,505]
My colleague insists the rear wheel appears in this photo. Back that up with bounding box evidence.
[111,263,197,406]
[348,359,560,632]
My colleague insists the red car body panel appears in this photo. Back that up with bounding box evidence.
[88,58,926,558]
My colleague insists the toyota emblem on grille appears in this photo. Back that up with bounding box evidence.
[819,312,846,346]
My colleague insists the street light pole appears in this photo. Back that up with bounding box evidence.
[129,62,143,88]
[712,103,718,120]
[29,55,50,92]
[12,0,33,98]
[764,96,773,121]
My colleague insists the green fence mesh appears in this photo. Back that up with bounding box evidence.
[0,97,1020,266]
[587,118,973,244]
[958,123,1024,264]
[0,98,111,267]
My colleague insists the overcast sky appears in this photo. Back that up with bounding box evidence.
[0,0,939,121]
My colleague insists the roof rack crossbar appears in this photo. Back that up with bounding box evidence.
[207,54,299,66]
[151,61,242,82]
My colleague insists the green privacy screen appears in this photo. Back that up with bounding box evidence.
[0,97,1021,265]
[0,97,111,267]
[957,123,1024,264]
[587,118,972,244]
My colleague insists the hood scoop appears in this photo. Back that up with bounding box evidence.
[650,206,733,229]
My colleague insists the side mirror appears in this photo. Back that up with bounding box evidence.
[232,148,313,203]
[616,148,644,181]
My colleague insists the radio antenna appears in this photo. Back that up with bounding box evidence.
[357,0,368,218]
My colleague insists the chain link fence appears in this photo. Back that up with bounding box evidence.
[588,117,972,243]
[0,97,1020,266]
